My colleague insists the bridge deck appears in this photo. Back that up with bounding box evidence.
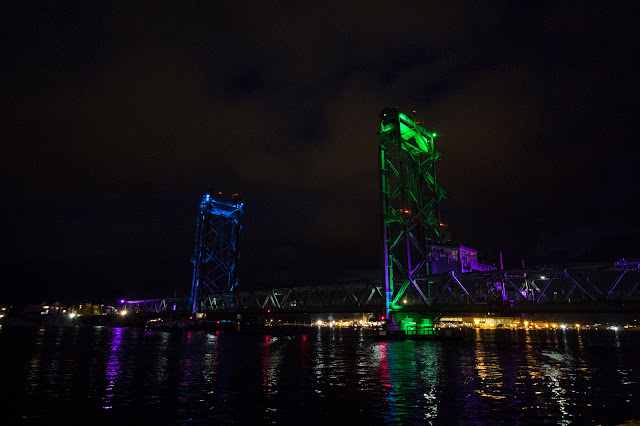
[123,260,640,315]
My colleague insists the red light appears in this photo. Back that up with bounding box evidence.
[381,316,385,320]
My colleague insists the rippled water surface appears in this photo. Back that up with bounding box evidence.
[1,325,640,425]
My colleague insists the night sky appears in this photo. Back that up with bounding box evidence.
[2,2,639,304]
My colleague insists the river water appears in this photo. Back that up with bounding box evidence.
[1,324,639,425]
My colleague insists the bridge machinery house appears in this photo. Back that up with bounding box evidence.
[429,244,496,274]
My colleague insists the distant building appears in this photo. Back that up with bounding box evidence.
[430,244,496,274]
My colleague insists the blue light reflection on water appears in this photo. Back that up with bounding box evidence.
[1,326,640,424]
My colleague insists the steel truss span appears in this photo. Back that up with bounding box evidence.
[189,193,243,313]
[123,298,191,314]
[128,260,640,315]
[386,259,640,314]
[201,261,640,314]
[199,280,385,314]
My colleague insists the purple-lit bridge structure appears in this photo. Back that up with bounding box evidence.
[122,109,640,320]
[124,259,640,316]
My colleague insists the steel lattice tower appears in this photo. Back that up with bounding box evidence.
[190,193,243,313]
[379,108,447,320]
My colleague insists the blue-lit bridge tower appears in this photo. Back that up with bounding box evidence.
[190,193,243,314]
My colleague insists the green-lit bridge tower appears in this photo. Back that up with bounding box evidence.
[379,107,446,334]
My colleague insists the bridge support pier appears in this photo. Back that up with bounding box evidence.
[385,311,437,337]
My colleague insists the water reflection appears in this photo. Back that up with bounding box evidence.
[148,331,170,405]
[4,326,640,424]
[542,330,573,424]
[474,331,505,400]
[313,329,327,397]
[261,335,284,394]
[25,327,46,396]
[179,331,194,391]
[376,341,397,422]
[313,328,345,391]
[297,333,312,393]
[203,332,219,387]
[375,340,441,424]
[103,327,123,409]
[614,329,633,404]
[414,343,439,421]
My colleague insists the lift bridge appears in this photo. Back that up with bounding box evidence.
[124,261,640,316]
[122,109,640,325]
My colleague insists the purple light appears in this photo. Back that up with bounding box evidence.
[103,327,123,409]
[120,299,125,304]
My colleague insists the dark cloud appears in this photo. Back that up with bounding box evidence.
[2,1,639,302]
